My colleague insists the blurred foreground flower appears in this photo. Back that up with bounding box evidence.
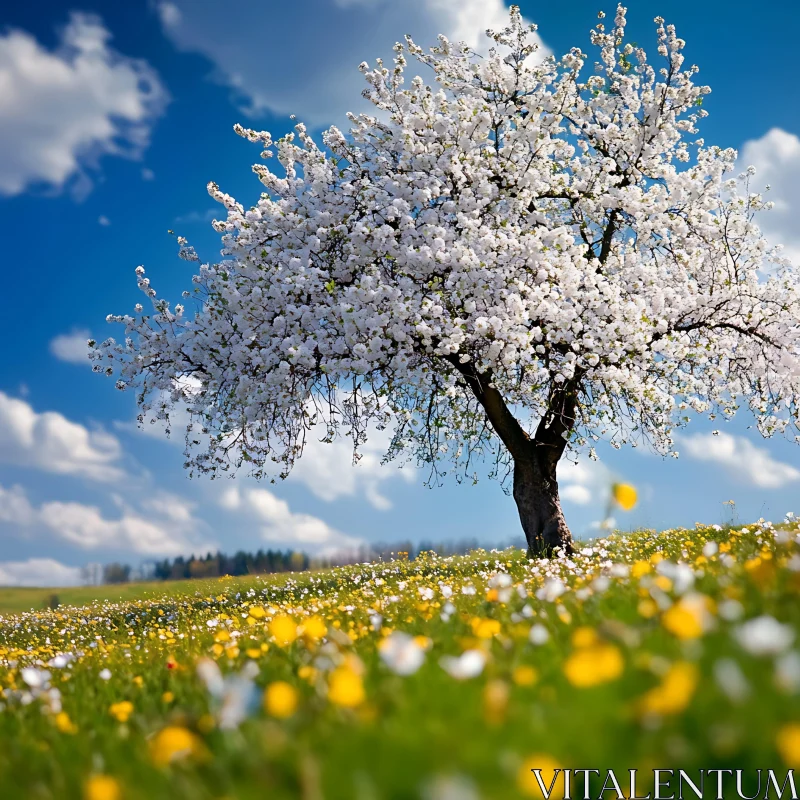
[379,632,426,675]
[264,681,298,718]
[196,658,259,729]
[612,483,638,511]
[328,666,365,707]
[84,775,120,800]
[150,725,208,767]
[440,650,487,680]
[517,755,563,798]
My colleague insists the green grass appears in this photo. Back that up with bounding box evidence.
[1,522,799,799]
[0,574,276,616]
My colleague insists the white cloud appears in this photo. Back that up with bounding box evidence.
[50,329,91,365]
[155,0,549,127]
[0,481,213,556]
[289,425,415,510]
[0,392,125,482]
[0,13,168,197]
[220,486,363,555]
[174,208,218,225]
[98,215,111,226]
[557,458,612,507]
[0,483,36,525]
[141,167,155,181]
[680,432,800,489]
[737,128,800,266]
[0,558,83,588]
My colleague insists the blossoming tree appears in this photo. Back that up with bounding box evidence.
[94,6,800,556]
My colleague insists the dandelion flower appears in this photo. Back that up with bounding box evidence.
[563,642,623,687]
[149,725,207,767]
[328,667,365,707]
[84,774,121,800]
[517,755,564,798]
[612,483,637,511]
[270,615,298,646]
[264,681,298,718]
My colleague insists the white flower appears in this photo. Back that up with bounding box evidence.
[735,616,795,656]
[99,668,112,681]
[528,624,550,645]
[379,632,426,676]
[196,658,259,730]
[536,578,566,602]
[775,651,800,693]
[713,658,750,703]
[439,650,487,680]
[21,668,50,689]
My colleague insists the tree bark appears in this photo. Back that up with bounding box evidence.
[512,447,572,558]
[442,354,580,558]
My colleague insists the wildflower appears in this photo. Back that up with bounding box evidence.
[529,624,550,645]
[21,667,50,688]
[440,650,487,680]
[149,726,207,767]
[109,701,134,723]
[302,615,327,641]
[264,681,298,718]
[777,723,800,767]
[612,483,637,510]
[84,774,121,800]
[713,659,750,703]
[55,711,77,734]
[196,658,259,730]
[517,755,564,798]
[270,615,298,646]
[637,662,699,716]
[248,605,266,619]
[536,579,566,602]
[735,616,795,656]
[328,666,365,707]
[512,665,538,686]
[483,679,509,725]
[563,642,623,687]
[471,618,501,639]
[162,691,174,704]
[661,594,714,640]
[379,632,426,675]
[99,669,112,681]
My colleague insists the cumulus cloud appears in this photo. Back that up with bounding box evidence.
[736,128,800,266]
[49,329,92,365]
[220,486,363,555]
[680,431,800,489]
[0,481,213,556]
[0,12,168,197]
[557,458,612,507]
[0,392,125,482]
[290,425,415,510]
[155,0,549,127]
[0,558,83,588]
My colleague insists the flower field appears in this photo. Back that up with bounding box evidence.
[2,520,800,800]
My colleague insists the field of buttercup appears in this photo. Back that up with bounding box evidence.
[1,521,800,800]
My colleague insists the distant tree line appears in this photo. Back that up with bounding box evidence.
[92,537,498,585]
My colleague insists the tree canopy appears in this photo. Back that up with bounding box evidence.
[94,6,800,552]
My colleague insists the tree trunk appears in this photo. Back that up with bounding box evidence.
[512,448,573,558]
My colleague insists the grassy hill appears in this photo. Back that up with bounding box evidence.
[1,522,799,799]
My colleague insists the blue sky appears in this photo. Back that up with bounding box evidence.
[1,0,800,586]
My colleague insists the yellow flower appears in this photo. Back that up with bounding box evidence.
[55,711,77,734]
[264,681,298,719]
[270,615,298,646]
[109,701,134,723]
[517,755,564,798]
[612,483,637,511]
[84,774,121,800]
[661,595,713,640]
[563,642,624,687]
[512,665,539,686]
[637,662,699,716]
[162,692,174,704]
[248,605,266,619]
[471,617,501,639]
[637,599,658,618]
[149,726,207,767]
[631,560,651,578]
[777,724,800,767]
[483,679,509,725]
[132,676,143,688]
[328,667,365,708]
[301,615,327,641]
[571,627,598,648]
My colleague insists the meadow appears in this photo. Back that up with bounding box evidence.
[1,520,800,800]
